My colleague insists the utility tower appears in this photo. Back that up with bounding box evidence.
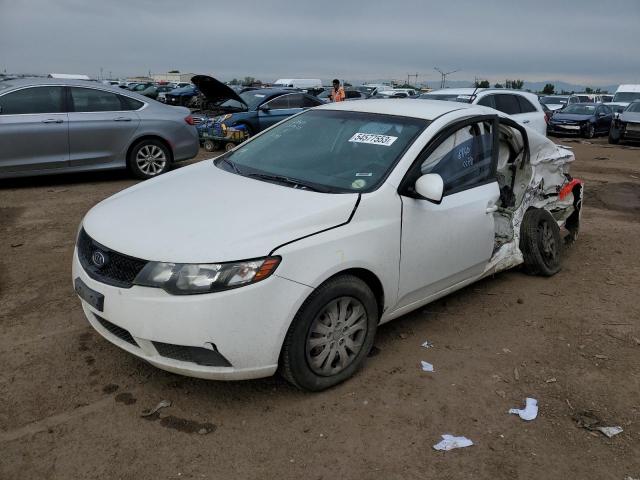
[434,67,459,88]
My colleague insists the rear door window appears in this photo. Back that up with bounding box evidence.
[0,86,65,114]
[477,95,496,108]
[70,87,124,112]
[516,96,537,113]
[119,95,144,111]
[494,94,521,115]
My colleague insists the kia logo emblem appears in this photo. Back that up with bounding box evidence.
[91,250,107,268]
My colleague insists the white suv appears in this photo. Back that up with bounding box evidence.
[420,88,547,136]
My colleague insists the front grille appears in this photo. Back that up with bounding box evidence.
[153,342,232,367]
[77,229,147,288]
[95,315,138,347]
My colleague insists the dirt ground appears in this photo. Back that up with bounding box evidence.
[1,137,639,480]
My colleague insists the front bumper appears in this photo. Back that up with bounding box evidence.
[547,123,584,135]
[72,249,311,380]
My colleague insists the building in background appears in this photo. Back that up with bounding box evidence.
[151,72,197,84]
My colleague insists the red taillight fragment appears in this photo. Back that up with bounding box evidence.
[184,115,195,125]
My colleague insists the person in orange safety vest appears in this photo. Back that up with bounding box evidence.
[329,78,346,102]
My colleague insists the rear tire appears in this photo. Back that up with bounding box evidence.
[519,208,562,276]
[203,140,218,152]
[280,275,378,391]
[128,139,171,180]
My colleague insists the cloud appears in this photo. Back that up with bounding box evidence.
[1,0,638,86]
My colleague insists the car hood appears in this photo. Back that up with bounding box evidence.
[82,161,359,263]
[191,75,246,107]
[619,111,640,123]
[550,113,593,122]
[545,103,565,111]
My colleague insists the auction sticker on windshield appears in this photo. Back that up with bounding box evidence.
[349,133,398,146]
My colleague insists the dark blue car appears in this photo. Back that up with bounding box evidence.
[547,103,613,138]
[192,75,322,138]
[165,84,199,106]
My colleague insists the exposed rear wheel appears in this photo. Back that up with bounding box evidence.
[280,275,378,391]
[520,208,562,276]
[203,139,218,152]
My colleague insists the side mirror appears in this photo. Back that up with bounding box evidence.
[414,173,444,203]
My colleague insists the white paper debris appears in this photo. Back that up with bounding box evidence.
[433,434,474,451]
[596,426,623,438]
[420,361,434,372]
[508,397,538,421]
[421,340,434,348]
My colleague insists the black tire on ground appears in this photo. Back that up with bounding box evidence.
[519,208,563,276]
[127,139,171,180]
[608,128,620,144]
[280,275,379,391]
[584,123,595,139]
[203,140,218,152]
[224,142,236,152]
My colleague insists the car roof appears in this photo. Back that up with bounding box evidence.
[317,98,475,120]
[427,88,531,95]
[0,77,153,102]
[1,76,134,93]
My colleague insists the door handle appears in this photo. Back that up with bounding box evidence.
[485,205,499,214]
[113,117,132,122]
[42,118,63,124]
[522,120,530,124]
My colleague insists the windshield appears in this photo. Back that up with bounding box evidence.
[219,110,427,193]
[220,91,268,110]
[419,93,469,103]
[561,104,596,115]
[613,92,640,103]
[540,96,568,105]
[626,102,640,113]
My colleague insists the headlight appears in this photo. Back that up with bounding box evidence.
[134,257,280,295]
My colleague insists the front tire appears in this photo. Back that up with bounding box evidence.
[280,275,378,391]
[519,208,562,276]
[128,139,171,179]
[584,123,595,139]
[608,128,620,144]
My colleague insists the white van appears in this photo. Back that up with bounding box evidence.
[611,84,640,108]
[273,78,322,89]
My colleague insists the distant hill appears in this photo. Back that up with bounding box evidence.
[351,78,620,93]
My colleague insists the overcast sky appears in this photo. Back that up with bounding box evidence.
[1,0,638,86]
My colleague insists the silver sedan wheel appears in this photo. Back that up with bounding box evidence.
[305,296,368,376]
[136,144,167,176]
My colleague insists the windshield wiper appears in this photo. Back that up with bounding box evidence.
[247,173,330,192]
[217,155,242,174]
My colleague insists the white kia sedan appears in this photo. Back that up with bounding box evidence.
[73,100,583,391]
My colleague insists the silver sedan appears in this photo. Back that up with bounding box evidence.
[0,78,199,180]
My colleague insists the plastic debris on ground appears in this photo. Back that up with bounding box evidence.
[141,399,172,417]
[421,340,434,348]
[433,434,474,451]
[508,397,538,421]
[420,361,434,372]
[573,410,624,438]
[596,426,623,438]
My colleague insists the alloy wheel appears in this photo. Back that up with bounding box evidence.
[539,220,557,263]
[136,145,167,176]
